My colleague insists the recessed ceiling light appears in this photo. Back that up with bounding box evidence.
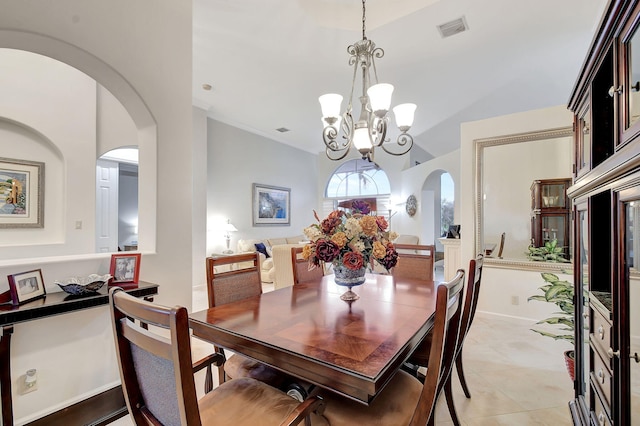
[202,83,213,91]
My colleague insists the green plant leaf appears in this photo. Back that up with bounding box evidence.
[541,272,560,283]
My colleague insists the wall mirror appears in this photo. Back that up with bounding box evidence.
[474,126,574,269]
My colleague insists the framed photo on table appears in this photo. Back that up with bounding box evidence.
[110,253,141,284]
[0,157,45,228]
[252,183,290,226]
[7,269,46,305]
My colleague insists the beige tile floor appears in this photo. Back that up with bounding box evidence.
[110,281,575,425]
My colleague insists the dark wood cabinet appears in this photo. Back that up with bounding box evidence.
[530,178,571,255]
[567,1,640,424]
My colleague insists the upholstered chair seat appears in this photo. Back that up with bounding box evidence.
[199,378,328,425]
[314,369,422,425]
[223,355,286,388]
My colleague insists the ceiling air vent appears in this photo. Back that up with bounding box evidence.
[437,16,468,39]
[276,127,290,133]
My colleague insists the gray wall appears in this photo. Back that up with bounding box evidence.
[206,119,319,254]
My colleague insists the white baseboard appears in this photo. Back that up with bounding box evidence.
[476,309,540,324]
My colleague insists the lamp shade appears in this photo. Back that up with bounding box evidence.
[393,103,417,129]
[353,126,372,151]
[223,222,238,233]
[367,83,394,114]
[319,93,343,119]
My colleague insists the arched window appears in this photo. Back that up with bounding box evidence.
[324,159,391,217]
[440,172,454,236]
[325,159,390,197]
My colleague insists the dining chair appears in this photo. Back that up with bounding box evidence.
[313,270,465,425]
[109,287,327,426]
[291,246,324,284]
[391,244,435,281]
[405,253,485,426]
[205,253,285,388]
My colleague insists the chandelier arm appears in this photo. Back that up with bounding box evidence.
[342,111,355,142]
[380,133,414,156]
[348,56,360,109]
[322,125,340,149]
[371,117,388,147]
[326,145,352,161]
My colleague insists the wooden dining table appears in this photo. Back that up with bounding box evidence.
[189,273,437,404]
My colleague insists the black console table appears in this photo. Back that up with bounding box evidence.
[0,282,158,426]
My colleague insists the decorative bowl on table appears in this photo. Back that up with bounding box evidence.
[55,274,113,296]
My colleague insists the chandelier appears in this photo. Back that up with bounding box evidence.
[319,0,416,162]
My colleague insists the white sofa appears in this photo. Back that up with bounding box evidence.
[236,235,306,283]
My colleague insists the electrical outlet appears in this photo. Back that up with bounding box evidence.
[511,295,519,305]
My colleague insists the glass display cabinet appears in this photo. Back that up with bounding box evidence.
[530,178,571,255]
[567,2,640,424]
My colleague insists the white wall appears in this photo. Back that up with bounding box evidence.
[0,1,194,423]
[460,105,575,319]
[206,119,319,261]
[396,150,461,241]
[0,50,96,257]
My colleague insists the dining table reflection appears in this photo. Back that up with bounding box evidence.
[189,273,438,404]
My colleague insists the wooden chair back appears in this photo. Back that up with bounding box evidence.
[497,232,506,258]
[410,269,465,425]
[392,244,435,281]
[205,252,262,308]
[110,287,217,426]
[457,254,485,351]
[291,246,324,284]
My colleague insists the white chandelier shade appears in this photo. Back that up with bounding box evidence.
[319,0,416,162]
[393,103,417,130]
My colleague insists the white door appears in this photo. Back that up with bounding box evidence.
[96,159,119,252]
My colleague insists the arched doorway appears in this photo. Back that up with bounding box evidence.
[421,169,454,259]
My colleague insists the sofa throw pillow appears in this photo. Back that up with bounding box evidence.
[255,242,271,258]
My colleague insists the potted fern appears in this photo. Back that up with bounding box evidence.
[527,272,575,380]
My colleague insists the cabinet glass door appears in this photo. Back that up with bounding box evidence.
[626,23,640,132]
[577,205,591,402]
[577,103,590,177]
[624,200,640,425]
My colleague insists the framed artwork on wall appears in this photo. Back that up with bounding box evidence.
[7,269,46,305]
[252,183,290,226]
[0,157,45,228]
[109,253,141,284]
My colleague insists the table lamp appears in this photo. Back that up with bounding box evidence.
[223,220,238,254]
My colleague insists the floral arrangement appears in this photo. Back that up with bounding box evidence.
[302,207,399,272]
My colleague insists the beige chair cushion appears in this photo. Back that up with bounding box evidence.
[316,370,422,425]
[200,378,328,425]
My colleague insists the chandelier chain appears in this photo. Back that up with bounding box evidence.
[362,0,366,40]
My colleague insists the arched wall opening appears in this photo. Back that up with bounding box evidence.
[421,169,454,255]
[0,32,156,261]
